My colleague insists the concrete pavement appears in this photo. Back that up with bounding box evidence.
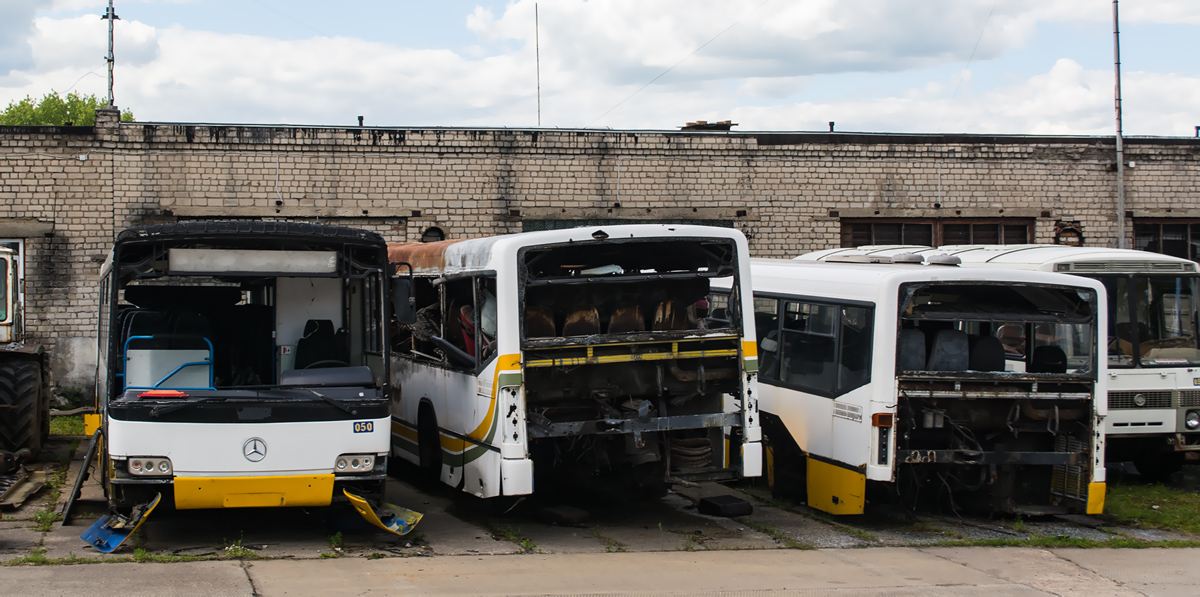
[5,547,1198,596]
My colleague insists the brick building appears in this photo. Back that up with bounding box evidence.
[3,107,1199,392]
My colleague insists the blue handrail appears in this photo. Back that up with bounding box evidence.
[123,335,216,391]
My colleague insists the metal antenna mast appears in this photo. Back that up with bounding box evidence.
[535,3,542,127]
[1113,0,1127,249]
[102,0,119,106]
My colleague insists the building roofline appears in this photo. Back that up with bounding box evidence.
[115,121,1200,146]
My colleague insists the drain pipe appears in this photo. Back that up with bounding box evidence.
[1113,0,1128,249]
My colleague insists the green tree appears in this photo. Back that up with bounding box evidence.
[0,91,134,126]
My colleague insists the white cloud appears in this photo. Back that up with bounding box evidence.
[0,1,1197,134]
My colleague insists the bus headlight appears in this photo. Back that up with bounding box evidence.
[1186,410,1200,431]
[128,457,173,477]
[335,454,378,474]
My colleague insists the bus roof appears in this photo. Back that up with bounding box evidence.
[388,224,748,275]
[796,244,1198,274]
[751,257,1104,303]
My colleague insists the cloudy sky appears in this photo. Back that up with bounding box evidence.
[2,0,1198,135]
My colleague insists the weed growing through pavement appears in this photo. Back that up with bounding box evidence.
[589,529,627,553]
[222,534,258,559]
[488,522,538,553]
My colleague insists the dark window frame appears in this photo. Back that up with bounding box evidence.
[840,218,1033,247]
[1133,219,1200,261]
[750,291,875,399]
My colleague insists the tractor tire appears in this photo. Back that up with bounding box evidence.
[0,359,43,457]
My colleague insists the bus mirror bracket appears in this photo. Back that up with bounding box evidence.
[391,261,417,324]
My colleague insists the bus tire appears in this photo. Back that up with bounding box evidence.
[1134,451,1183,483]
[417,405,441,482]
[0,359,43,457]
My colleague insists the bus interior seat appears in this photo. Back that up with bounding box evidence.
[1029,345,1068,373]
[608,304,645,334]
[898,328,926,371]
[997,324,1025,355]
[652,300,689,331]
[294,319,337,369]
[524,304,556,338]
[562,306,600,336]
[969,335,1005,371]
[926,329,969,371]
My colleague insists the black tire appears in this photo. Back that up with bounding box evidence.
[0,359,43,457]
[417,405,442,483]
[1134,452,1184,483]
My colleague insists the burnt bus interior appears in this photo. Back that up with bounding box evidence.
[894,282,1098,515]
[388,235,749,496]
[107,235,387,398]
[519,236,746,495]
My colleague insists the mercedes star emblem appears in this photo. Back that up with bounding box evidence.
[243,437,267,462]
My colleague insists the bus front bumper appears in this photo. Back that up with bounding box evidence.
[173,474,336,509]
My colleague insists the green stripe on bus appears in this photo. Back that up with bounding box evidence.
[498,372,523,387]
[743,358,759,373]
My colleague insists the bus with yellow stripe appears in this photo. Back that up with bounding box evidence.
[386,225,762,499]
[734,255,1107,516]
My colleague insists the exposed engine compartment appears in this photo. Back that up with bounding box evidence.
[890,281,1099,514]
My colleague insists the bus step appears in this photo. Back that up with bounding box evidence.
[343,489,423,536]
[80,492,161,553]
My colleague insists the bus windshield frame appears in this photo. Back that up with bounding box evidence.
[1100,273,1200,368]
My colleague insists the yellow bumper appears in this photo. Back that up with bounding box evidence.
[173,474,335,509]
[1087,482,1106,515]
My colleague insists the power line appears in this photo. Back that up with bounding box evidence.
[940,1,996,129]
[583,0,770,128]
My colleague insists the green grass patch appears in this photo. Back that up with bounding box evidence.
[1105,483,1200,535]
[49,414,85,437]
[2,549,115,566]
[488,522,537,553]
[131,548,210,563]
[31,510,62,533]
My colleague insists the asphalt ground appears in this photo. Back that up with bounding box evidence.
[2,438,1199,595]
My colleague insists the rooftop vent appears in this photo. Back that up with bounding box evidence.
[681,120,736,131]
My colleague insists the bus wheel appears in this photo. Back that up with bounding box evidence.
[417,406,442,482]
[1135,451,1184,483]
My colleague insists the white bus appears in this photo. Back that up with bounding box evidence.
[735,255,1106,516]
[813,244,1199,481]
[84,222,418,552]
[387,225,762,500]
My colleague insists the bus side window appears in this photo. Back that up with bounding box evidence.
[753,297,780,382]
[838,305,872,392]
[781,301,837,395]
[392,277,444,363]
[773,300,873,397]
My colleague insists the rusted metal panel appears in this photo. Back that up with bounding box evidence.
[387,240,468,273]
[896,449,1078,466]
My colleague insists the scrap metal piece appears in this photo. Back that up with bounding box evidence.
[61,428,103,526]
[80,492,161,553]
[0,468,46,510]
[343,489,423,536]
